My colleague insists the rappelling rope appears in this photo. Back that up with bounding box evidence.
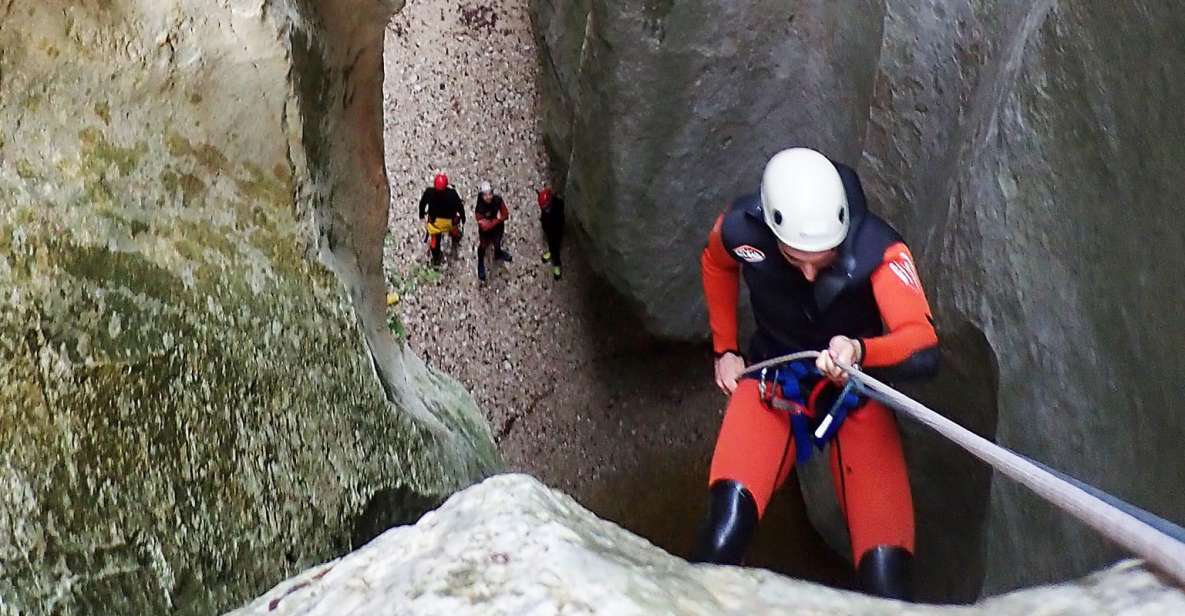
[740,351,1185,587]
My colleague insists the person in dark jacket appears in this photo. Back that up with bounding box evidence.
[538,187,565,280]
[474,181,512,282]
[694,148,939,600]
[419,173,465,266]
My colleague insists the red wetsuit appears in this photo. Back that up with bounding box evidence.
[700,167,938,564]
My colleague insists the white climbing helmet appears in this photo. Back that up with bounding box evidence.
[480,181,493,195]
[760,148,850,252]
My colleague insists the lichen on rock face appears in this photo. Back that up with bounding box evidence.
[0,1,496,614]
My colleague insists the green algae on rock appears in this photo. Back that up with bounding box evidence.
[0,1,497,614]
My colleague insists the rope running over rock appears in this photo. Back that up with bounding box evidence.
[740,350,1185,587]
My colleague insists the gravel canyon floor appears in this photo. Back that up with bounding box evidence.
[381,0,852,588]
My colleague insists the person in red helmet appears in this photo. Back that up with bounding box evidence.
[419,173,465,266]
[693,147,939,600]
[537,187,565,280]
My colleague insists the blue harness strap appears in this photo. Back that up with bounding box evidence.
[791,413,815,463]
[760,360,865,463]
[812,379,864,445]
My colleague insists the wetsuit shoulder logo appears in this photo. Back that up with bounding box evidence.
[888,251,921,291]
[733,245,766,263]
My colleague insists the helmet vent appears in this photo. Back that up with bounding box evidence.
[773,210,783,225]
[838,208,845,223]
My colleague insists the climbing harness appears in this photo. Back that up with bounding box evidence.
[757,361,864,464]
[812,378,862,445]
[740,350,1185,587]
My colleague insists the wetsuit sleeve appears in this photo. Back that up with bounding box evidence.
[419,190,429,218]
[453,190,466,223]
[701,213,742,356]
[498,200,509,222]
[861,242,938,371]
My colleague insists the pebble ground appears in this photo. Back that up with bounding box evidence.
[381,0,852,587]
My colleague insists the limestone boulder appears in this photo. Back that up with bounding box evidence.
[229,474,1185,615]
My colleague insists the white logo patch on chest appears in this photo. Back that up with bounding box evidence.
[733,245,766,263]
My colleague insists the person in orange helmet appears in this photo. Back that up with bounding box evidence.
[693,147,939,600]
[419,173,465,266]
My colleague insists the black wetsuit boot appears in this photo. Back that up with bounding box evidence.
[477,247,487,281]
[427,230,444,266]
[857,545,913,600]
[690,480,758,564]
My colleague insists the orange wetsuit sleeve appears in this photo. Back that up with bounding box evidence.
[498,202,509,223]
[861,242,938,367]
[701,213,742,356]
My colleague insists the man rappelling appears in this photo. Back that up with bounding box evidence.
[693,147,940,599]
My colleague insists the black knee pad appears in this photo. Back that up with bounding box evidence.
[690,479,758,565]
[857,545,913,600]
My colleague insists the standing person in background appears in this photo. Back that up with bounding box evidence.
[474,181,513,282]
[419,173,465,266]
[538,187,565,280]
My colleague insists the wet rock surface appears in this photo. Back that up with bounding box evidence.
[0,1,496,614]
[532,0,886,340]
[862,1,1185,594]
[230,474,1185,615]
